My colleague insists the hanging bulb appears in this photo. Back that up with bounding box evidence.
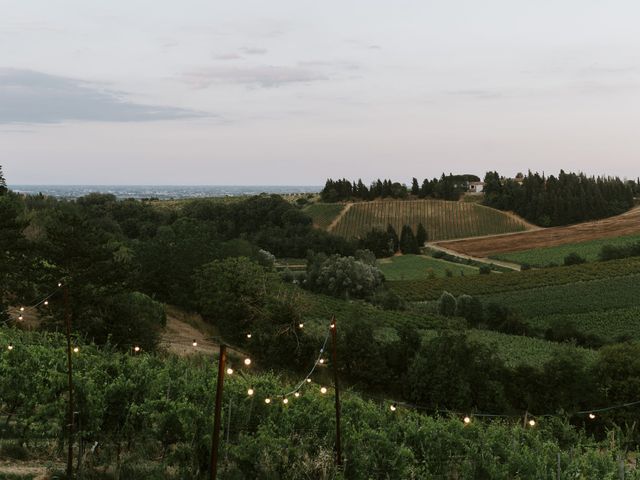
[306,378,312,383]
[44,300,49,306]
[20,307,25,312]
[244,358,252,366]
[463,416,471,424]
[246,333,252,339]
[192,340,198,347]
[18,315,23,321]
[330,323,335,329]
[226,367,234,375]
[390,404,397,412]
[7,344,13,351]
[58,282,63,287]
[73,347,79,353]
[528,419,536,427]
[294,392,301,398]
[283,398,289,405]
[320,387,327,394]
[588,413,596,420]
[247,388,254,396]
[133,346,141,353]
[318,358,325,364]
[264,398,271,404]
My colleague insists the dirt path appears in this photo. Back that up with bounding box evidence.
[327,202,353,232]
[427,242,522,271]
[437,206,640,258]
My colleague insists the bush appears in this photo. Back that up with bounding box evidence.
[521,262,531,271]
[479,265,491,275]
[564,252,586,266]
[437,291,457,317]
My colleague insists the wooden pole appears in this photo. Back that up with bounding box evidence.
[210,344,227,480]
[330,317,343,467]
[63,285,74,479]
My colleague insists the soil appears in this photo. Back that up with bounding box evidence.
[327,202,353,232]
[435,207,640,258]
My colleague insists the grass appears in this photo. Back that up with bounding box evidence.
[378,254,478,281]
[303,203,345,229]
[332,199,529,241]
[492,233,640,267]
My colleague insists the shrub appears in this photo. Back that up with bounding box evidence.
[564,252,586,266]
[437,291,457,317]
[479,265,491,275]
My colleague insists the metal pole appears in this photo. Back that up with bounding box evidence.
[210,344,227,480]
[63,285,74,479]
[330,317,342,467]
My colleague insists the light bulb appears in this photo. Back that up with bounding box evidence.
[7,344,13,351]
[44,301,49,306]
[192,340,198,347]
[264,398,271,404]
[134,346,141,353]
[390,404,397,412]
[588,413,596,420]
[246,333,252,339]
[320,387,327,394]
[244,358,251,366]
[298,323,304,329]
[463,416,471,424]
[73,347,79,353]
[283,398,289,404]
[20,307,24,312]
[247,388,254,396]
[330,323,335,329]
[58,282,62,287]
[18,316,23,321]
[319,359,324,364]
[528,419,536,427]
[226,368,234,375]
[294,392,300,398]
[306,378,312,383]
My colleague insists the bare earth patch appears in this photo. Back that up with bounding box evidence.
[436,207,640,258]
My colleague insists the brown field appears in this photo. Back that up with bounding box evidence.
[436,206,640,258]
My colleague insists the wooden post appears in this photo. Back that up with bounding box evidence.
[63,285,74,479]
[330,317,343,467]
[210,344,227,480]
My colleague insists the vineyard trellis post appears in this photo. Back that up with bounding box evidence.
[210,344,227,480]
[63,284,75,479]
[330,316,343,467]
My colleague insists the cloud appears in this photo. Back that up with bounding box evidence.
[185,65,327,88]
[240,46,268,55]
[214,53,243,60]
[0,69,207,124]
[445,89,505,100]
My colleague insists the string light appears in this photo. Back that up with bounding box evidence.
[226,367,234,375]
[192,340,198,347]
[298,323,304,329]
[330,323,335,329]
[318,358,325,365]
[283,398,289,405]
[58,282,62,287]
[20,307,25,312]
[588,413,596,420]
[528,419,536,427]
[44,300,49,306]
[306,378,312,383]
[133,346,141,353]
[390,404,397,412]
[73,347,79,353]
[247,388,254,396]
[18,315,23,321]
[246,333,252,339]
[7,344,13,351]
[294,392,301,398]
[244,358,251,366]
[320,387,327,394]
[463,416,471,424]
[264,398,271,404]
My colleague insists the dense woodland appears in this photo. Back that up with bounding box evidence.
[320,174,479,202]
[484,170,636,226]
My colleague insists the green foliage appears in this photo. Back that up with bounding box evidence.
[399,225,420,254]
[194,257,270,339]
[416,222,428,245]
[0,164,7,195]
[304,252,384,300]
[564,252,586,266]
[437,291,457,317]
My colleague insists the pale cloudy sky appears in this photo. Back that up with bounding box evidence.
[1,0,640,185]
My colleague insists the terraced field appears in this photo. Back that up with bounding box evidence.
[438,206,640,258]
[331,200,530,241]
[303,202,346,229]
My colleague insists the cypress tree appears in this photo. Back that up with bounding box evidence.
[386,224,399,253]
[411,177,420,196]
[0,165,6,196]
[399,225,419,254]
[416,223,428,245]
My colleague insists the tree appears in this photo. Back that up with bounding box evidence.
[416,223,428,246]
[194,257,270,339]
[411,177,420,196]
[399,225,419,254]
[0,165,7,196]
[386,224,399,253]
[437,291,457,317]
[305,252,384,299]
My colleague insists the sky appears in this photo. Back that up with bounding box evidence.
[1,0,640,185]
